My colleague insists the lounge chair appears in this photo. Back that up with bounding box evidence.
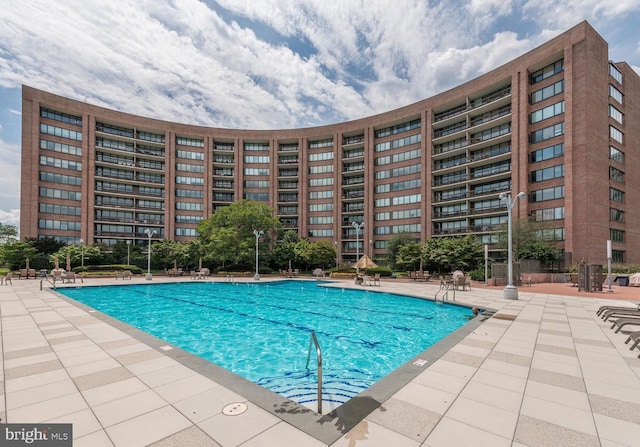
[601,309,640,322]
[597,303,640,316]
[611,316,640,333]
[51,269,65,283]
[624,331,640,350]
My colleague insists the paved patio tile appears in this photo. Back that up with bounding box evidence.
[148,426,221,447]
[197,403,280,447]
[424,416,512,447]
[173,386,245,423]
[105,405,192,447]
[93,389,167,427]
[365,397,441,442]
[514,414,599,447]
[520,395,597,435]
[82,377,150,406]
[73,365,134,391]
[6,378,78,410]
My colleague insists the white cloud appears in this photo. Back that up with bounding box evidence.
[0,209,20,227]
[0,136,21,222]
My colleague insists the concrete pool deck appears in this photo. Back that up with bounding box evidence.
[1,276,639,446]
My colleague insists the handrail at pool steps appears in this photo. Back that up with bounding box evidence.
[305,330,323,414]
[435,283,455,302]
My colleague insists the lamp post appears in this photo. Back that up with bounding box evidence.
[334,240,339,267]
[79,239,85,271]
[499,191,526,300]
[144,229,157,280]
[352,221,364,274]
[253,229,264,280]
[126,240,131,267]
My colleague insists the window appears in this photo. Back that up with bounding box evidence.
[244,168,269,176]
[307,229,333,237]
[97,122,133,138]
[530,80,564,104]
[137,130,164,143]
[176,215,202,224]
[530,60,564,84]
[375,119,421,138]
[244,192,269,201]
[176,163,204,173]
[610,208,624,223]
[39,203,81,216]
[531,186,564,202]
[610,229,624,242]
[39,171,81,186]
[176,202,203,211]
[609,146,624,164]
[308,165,333,174]
[309,177,334,187]
[531,207,564,221]
[176,137,204,147]
[609,105,623,124]
[175,228,198,237]
[612,250,625,263]
[40,107,82,126]
[530,101,564,123]
[374,134,421,152]
[39,219,81,231]
[308,152,334,161]
[609,63,623,83]
[375,198,390,207]
[392,208,421,219]
[530,143,564,163]
[40,139,82,156]
[177,150,204,160]
[610,126,623,143]
[309,191,333,199]
[175,176,204,185]
[309,216,333,225]
[610,187,624,203]
[609,167,624,184]
[244,180,269,188]
[308,139,333,149]
[609,85,623,104]
[244,155,270,163]
[530,123,564,143]
[40,124,82,141]
[531,165,564,182]
[309,203,333,212]
[39,187,81,201]
[392,194,421,205]
[176,189,204,199]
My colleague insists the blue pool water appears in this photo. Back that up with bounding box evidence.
[58,281,471,407]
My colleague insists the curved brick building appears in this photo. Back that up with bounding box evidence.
[20,21,640,266]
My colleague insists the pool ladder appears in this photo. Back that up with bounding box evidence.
[305,331,323,414]
[435,283,455,302]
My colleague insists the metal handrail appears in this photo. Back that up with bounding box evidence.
[305,331,323,414]
[435,283,455,302]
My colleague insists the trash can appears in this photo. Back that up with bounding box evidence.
[618,276,629,286]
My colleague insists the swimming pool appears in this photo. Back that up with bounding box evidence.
[58,280,471,410]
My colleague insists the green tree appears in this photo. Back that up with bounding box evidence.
[517,241,561,267]
[423,236,484,273]
[306,240,338,269]
[497,218,560,265]
[271,230,300,269]
[149,240,191,270]
[395,242,423,271]
[0,241,38,270]
[385,232,416,270]
[0,223,18,243]
[198,200,281,267]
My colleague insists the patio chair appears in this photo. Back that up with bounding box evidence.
[624,331,640,350]
[371,273,381,286]
[64,272,77,283]
[457,275,471,291]
[4,271,13,285]
[19,269,28,279]
[51,269,65,283]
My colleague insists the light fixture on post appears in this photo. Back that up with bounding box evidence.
[352,221,364,274]
[144,229,157,280]
[499,191,526,300]
[126,240,131,267]
[79,239,85,271]
[253,229,264,280]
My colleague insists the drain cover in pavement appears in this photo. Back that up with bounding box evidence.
[222,402,248,416]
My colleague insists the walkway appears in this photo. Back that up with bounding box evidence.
[1,277,639,446]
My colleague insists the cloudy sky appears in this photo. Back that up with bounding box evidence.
[1,0,639,229]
